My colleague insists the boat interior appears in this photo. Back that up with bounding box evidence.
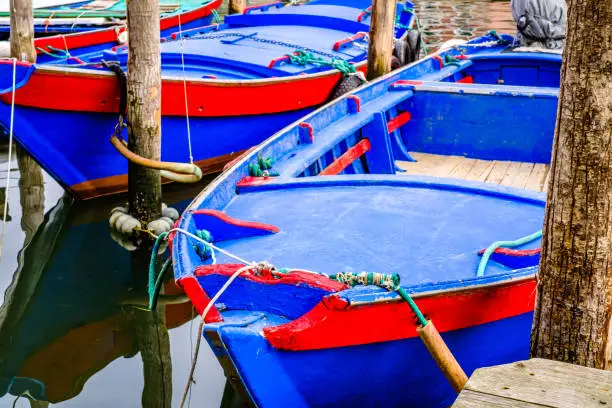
[174,42,559,291]
[35,0,414,79]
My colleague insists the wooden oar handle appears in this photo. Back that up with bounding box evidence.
[417,320,469,393]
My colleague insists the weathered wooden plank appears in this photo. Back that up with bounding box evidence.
[465,159,495,182]
[525,163,549,192]
[453,389,545,408]
[457,359,612,408]
[502,162,534,189]
[485,160,512,185]
[397,154,549,192]
[448,156,477,179]
[397,153,463,177]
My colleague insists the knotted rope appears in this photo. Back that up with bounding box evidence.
[330,271,428,327]
[287,51,356,76]
[248,156,279,177]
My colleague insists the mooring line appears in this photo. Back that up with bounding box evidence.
[0,58,18,261]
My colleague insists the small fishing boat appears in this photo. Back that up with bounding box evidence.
[0,0,416,200]
[170,33,561,407]
[0,0,219,39]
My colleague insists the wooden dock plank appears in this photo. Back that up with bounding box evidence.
[453,359,612,408]
[396,153,549,192]
[453,389,543,408]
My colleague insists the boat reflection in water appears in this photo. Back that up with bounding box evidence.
[0,175,233,407]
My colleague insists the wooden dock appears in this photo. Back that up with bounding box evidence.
[453,358,612,407]
[397,153,550,192]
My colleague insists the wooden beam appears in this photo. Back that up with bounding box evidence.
[126,0,162,224]
[228,0,246,14]
[366,0,396,81]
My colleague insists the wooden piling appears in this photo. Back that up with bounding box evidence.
[366,0,396,81]
[228,0,246,15]
[530,0,612,369]
[9,0,46,242]
[9,0,36,62]
[126,0,163,224]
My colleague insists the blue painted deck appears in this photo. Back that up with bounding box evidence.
[211,180,544,283]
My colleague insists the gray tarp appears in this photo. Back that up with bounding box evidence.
[511,0,567,49]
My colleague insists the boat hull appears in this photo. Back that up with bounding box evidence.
[210,310,534,408]
[0,103,311,199]
[0,59,366,199]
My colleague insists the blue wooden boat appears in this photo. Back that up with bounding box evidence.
[0,0,415,199]
[170,34,561,407]
[0,0,219,39]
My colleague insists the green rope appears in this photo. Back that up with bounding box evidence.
[287,51,356,75]
[212,9,222,24]
[36,46,69,59]
[330,272,429,327]
[248,156,279,177]
[486,30,511,45]
[149,258,172,310]
[443,54,462,67]
[194,229,214,259]
[477,229,543,277]
[148,231,168,310]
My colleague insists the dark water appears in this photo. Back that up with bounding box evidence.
[0,1,514,406]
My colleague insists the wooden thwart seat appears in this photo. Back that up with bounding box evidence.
[397,152,550,192]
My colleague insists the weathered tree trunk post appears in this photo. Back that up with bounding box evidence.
[10,0,46,243]
[366,0,396,80]
[9,0,36,62]
[530,0,611,369]
[132,307,173,408]
[228,0,246,15]
[129,250,173,408]
[126,0,162,224]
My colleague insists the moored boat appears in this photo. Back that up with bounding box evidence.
[0,0,220,39]
[0,0,416,200]
[170,34,561,407]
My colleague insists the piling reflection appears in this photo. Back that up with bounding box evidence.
[0,179,212,407]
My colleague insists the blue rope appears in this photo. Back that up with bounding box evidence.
[477,229,543,276]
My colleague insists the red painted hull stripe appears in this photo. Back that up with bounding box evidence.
[190,209,280,234]
[194,263,349,293]
[477,247,541,256]
[1,64,367,117]
[457,75,474,84]
[177,276,223,322]
[264,277,537,351]
[320,138,370,176]
[387,111,411,133]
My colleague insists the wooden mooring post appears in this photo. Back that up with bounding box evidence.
[366,0,396,81]
[9,0,46,243]
[530,0,611,369]
[126,0,162,225]
[228,0,246,15]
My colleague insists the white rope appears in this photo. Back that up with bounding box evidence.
[201,264,251,320]
[176,1,194,164]
[0,58,17,261]
[169,227,255,266]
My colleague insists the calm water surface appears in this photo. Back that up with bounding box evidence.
[0,1,514,406]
